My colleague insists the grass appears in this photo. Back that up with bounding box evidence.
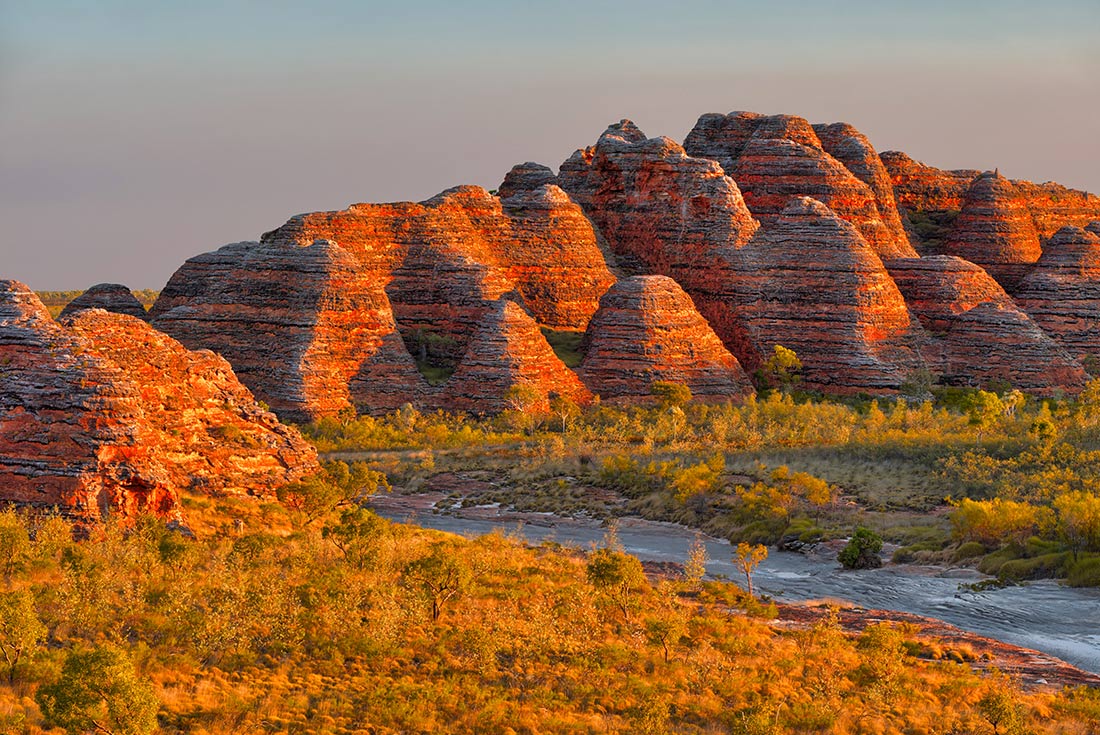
[0,504,1089,735]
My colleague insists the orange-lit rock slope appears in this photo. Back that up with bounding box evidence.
[1015,226,1100,364]
[887,257,1088,393]
[441,299,592,414]
[557,122,924,392]
[0,281,318,523]
[151,239,427,422]
[579,276,752,402]
[684,112,916,259]
[144,108,1100,410]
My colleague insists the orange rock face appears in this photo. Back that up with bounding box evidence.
[440,299,591,415]
[579,276,752,402]
[888,256,1087,393]
[883,152,1100,265]
[59,283,149,321]
[265,184,615,349]
[1015,226,1100,363]
[685,112,916,259]
[557,120,759,276]
[881,151,978,214]
[151,240,427,422]
[0,281,318,523]
[943,173,1042,292]
[733,198,926,391]
[557,122,923,392]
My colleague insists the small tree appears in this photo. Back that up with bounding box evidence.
[734,542,768,597]
[586,547,647,622]
[322,506,389,568]
[977,670,1026,735]
[965,390,1005,441]
[762,345,802,392]
[0,508,31,576]
[683,534,709,589]
[650,381,692,410]
[402,543,472,623]
[838,528,883,569]
[277,461,389,525]
[548,392,582,433]
[1054,491,1100,561]
[644,612,685,664]
[36,646,159,735]
[0,589,45,683]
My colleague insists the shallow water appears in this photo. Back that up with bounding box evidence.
[377,507,1100,674]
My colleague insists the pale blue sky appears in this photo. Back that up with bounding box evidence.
[2,1,1098,288]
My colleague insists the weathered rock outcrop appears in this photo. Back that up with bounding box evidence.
[557,120,759,276]
[64,309,320,496]
[883,153,1100,258]
[735,198,926,391]
[263,185,615,349]
[151,240,427,422]
[498,162,557,200]
[441,299,591,414]
[684,112,916,259]
[58,283,149,321]
[0,281,318,523]
[942,172,1042,291]
[579,276,751,402]
[1015,226,1100,364]
[1011,181,1100,239]
[558,122,923,392]
[888,256,1087,393]
[881,151,978,213]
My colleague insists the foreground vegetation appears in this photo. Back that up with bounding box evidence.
[1,501,1098,734]
[304,381,1100,587]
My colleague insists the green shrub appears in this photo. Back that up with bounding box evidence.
[952,541,987,562]
[838,528,883,569]
[996,552,1071,581]
[1067,557,1100,587]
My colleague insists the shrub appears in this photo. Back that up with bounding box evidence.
[838,528,883,569]
[952,541,987,562]
[1067,557,1100,587]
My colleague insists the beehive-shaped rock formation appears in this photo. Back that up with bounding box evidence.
[685,112,916,259]
[59,283,149,321]
[579,276,752,402]
[1,281,318,523]
[151,239,427,422]
[441,299,591,414]
[888,256,1087,393]
[942,172,1042,291]
[1015,226,1100,363]
[735,198,926,391]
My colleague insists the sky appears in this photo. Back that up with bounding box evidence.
[2,1,1098,289]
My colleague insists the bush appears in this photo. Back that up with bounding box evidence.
[996,552,1071,581]
[838,528,883,569]
[1067,557,1100,587]
[952,541,987,562]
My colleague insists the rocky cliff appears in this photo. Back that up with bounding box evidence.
[578,276,751,402]
[1,281,318,523]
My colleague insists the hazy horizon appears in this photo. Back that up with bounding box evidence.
[3,1,1098,290]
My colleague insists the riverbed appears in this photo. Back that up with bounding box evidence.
[371,498,1100,675]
